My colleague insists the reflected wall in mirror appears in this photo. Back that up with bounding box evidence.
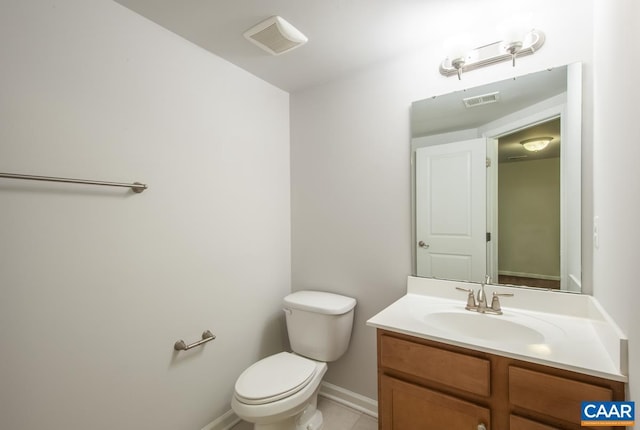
[498,118,561,289]
[411,63,582,293]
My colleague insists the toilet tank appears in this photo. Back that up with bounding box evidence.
[283,291,356,362]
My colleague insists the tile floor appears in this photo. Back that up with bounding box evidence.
[231,396,378,430]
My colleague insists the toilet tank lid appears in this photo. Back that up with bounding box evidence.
[284,291,356,315]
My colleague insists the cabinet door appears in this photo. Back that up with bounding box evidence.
[380,374,490,430]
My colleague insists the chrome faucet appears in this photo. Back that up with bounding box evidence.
[456,275,513,315]
[476,275,490,311]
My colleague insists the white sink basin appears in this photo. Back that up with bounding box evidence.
[422,311,546,344]
[404,296,567,347]
[366,277,629,381]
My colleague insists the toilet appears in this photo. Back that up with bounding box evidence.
[231,290,357,430]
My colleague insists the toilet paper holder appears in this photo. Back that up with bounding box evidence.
[174,330,216,351]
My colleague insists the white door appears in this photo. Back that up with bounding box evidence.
[416,138,486,282]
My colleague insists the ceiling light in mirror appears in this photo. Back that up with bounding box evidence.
[521,137,553,152]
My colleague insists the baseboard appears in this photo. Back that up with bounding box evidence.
[201,409,241,430]
[201,382,378,430]
[318,382,378,418]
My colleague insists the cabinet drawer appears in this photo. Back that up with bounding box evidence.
[510,415,560,430]
[509,366,613,425]
[380,334,490,396]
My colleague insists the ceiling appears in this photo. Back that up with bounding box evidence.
[411,66,567,162]
[411,67,566,137]
[113,0,526,93]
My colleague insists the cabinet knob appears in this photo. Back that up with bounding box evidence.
[477,424,487,430]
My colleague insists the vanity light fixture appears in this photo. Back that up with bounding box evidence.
[440,29,545,79]
[521,137,553,152]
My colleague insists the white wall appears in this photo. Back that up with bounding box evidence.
[0,1,290,429]
[291,0,594,399]
[498,158,561,279]
[592,0,640,411]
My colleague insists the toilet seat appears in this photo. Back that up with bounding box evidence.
[234,352,317,405]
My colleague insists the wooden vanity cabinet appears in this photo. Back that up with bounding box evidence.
[381,375,491,429]
[377,329,626,430]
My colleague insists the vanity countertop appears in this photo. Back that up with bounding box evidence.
[367,277,628,382]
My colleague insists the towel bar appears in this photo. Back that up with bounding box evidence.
[0,172,147,193]
[174,330,215,351]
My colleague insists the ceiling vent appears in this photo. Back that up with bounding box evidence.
[463,91,500,108]
[244,16,308,55]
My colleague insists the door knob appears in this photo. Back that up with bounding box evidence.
[418,241,429,249]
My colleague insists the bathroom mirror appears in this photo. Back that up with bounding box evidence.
[411,63,582,293]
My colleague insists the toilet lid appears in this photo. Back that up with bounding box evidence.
[234,352,317,405]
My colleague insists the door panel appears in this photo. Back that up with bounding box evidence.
[416,139,486,282]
